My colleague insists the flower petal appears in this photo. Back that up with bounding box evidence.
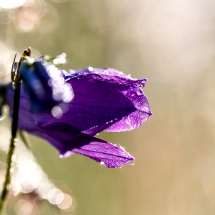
[105,89,152,132]
[67,68,152,132]
[72,140,134,168]
[33,72,137,132]
[67,67,147,88]
[38,122,134,168]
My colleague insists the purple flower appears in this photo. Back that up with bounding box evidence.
[7,66,151,168]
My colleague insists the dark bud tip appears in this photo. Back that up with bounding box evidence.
[23,47,31,58]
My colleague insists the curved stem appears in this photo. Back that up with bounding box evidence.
[0,84,21,215]
[0,82,21,214]
[0,48,31,214]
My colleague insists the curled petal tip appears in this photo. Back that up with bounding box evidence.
[72,140,135,168]
[142,78,148,83]
[137,78,148,87]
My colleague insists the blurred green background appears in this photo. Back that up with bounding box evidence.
[1,0,215,214]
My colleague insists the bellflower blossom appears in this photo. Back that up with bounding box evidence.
[6,64,152,168]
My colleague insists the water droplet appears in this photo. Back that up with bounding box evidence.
[88,67,94,72]
[136,90,142,96]
[103,69,109,74]
[141,106,149,112]
[100,161,105,166]
[119,145,125,151]
[125,116,131,125]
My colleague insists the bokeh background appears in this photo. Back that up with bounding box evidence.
[0,0,215,214]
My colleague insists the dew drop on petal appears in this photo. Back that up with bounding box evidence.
[53,59,59,64]
[103,69,109,74]
[141,106,149,112]
[88,67,94,72]
[68,69,76,74]
[136,90,142,96]
[57,53,67,64]
[100,161,105,166]
[125,116,131,125]
[62,84,74,103]
[119,145,125,151]
[27,58,34,65]
[52,88,62,101]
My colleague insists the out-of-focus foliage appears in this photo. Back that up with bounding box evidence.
[0,119,74,215]
[1,0,215,215]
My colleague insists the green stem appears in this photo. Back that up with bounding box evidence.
[0,137,17,213]
[0,82,21,214]
[0,47,31,214]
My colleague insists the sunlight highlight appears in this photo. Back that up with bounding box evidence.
[0,0,27,9]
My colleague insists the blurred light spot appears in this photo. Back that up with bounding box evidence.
[37,182,54,199]
[53,53,67,65]
[0,115,5,121]
[47,188,63,204]
[55,192,64,204]
[29,47,41,59]
[15,11,35,32]
[57,194,73,210]
[15,199,33,215]
[23,0,47,21]
[0,124,74,212]
[11,154,16,162]
[0,42,9,76]
[0,10,13,24]
[0,0,27,9]
[51,106,63,118]
[50,0,68,3]
[68,69,76,75]
[53,59,58,65]
[62,84,74,103]
[14,161,43,193]
[27,58,34,65]
[88,67,94,72]
[53,87,64,100]
[37,3,58,33]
